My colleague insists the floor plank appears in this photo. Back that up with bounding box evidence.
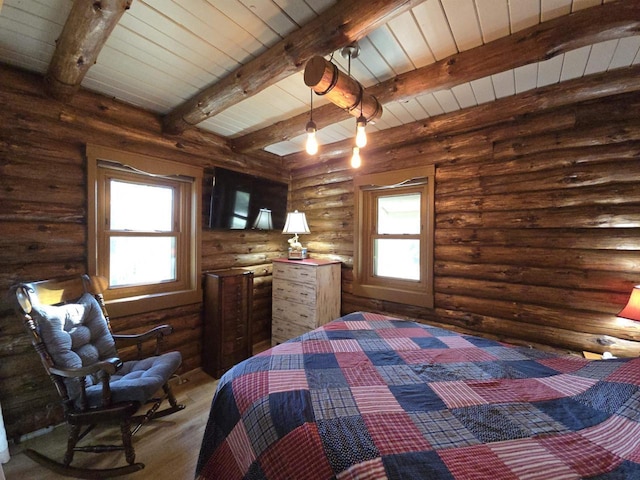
[3,368,219,479]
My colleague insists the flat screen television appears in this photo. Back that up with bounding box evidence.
[203,167,288,230]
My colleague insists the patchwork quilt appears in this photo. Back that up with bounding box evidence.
[195,311,640,479]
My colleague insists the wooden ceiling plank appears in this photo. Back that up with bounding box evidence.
[609,36,640,69]
[514,63,538,94]
[584,39,619,74]
[412,0,458,61]
[469,76,496,104]
[537,55,564,88]
[571,0,603,12]
[509,0,541,33]
[231,0,640,154]
[401,98,430,120]
[238,0,298,37]
[559,45,591,81]
[44,0,132,102]
[491,70,516,98]
[433,89,461,113]
[387,11,435,69]
[440,0,483,52]
[475,0,510,43]
[451,83,478,109]
[161,0,421,135]
[541,0,572,22]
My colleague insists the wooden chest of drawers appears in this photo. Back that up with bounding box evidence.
[203,269,253,378]
[271,258,341,345]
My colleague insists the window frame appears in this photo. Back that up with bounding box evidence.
[87,145,202,317]
[353,166,435,308]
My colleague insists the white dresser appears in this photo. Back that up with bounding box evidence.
[271,258,341,345]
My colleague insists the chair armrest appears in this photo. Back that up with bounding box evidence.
[114,325,174,357]
[50,357,122,378]
[113,325,173,348]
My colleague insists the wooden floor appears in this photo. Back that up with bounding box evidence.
[3,368,219,480]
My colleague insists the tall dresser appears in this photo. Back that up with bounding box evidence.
[271,258,341,346]
[203,269,253,378]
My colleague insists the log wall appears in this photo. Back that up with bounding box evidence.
[0,65,285,438]
[290,83,640,359]
[3,58,640,440]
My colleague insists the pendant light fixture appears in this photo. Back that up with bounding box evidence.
[355,85,367,148]
[305,89,318,155]
[344,44,364,169]
[351,146,361,168]
[355,113,367,148]
[303,42,383,167]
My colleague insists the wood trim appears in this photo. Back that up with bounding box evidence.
[353,165,435,308]
[85,144,203,317]
[86,144,203,179]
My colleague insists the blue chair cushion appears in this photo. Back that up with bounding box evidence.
[86,351,182,407]
[33,292,117,368]
[32,292,181,409]
[32,293,117,403]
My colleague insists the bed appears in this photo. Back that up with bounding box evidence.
[195,311,640,479]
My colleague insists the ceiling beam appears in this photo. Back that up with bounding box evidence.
[232,0,640,154]
[44,0,132,102]
[161,0,422,135]
[285,63,640,169]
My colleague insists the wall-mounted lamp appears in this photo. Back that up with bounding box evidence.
[252,208,273,230]
[618,285,640,321]
[283,210,310,260]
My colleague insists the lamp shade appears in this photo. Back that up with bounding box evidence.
[282,210,310,234]
[618,286,640,321]
[252,208,273,230]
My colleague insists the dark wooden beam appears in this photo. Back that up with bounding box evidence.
[44,0,132,102]
[232,0,640,153]
[285,64,640,169]
[161,0,421,135]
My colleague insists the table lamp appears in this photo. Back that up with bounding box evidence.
[252,208,273,230]
[282,210,310,259]
[618,285,640,321]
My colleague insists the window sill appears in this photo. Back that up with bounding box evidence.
[105,288,202,318]
[354,283,433,309]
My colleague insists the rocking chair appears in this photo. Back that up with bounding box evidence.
[12,274,185,479]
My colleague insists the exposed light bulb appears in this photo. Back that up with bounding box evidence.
[351,146,361,168]
[355,114,367,148]
[305,120,318,155]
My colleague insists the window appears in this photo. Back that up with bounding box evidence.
[87,145,202,317]
[353,166,435,308]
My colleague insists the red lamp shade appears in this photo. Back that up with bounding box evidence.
[618,286,640,321]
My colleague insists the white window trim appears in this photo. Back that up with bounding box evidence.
[87,144,202,317]
[353,165,435,308]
